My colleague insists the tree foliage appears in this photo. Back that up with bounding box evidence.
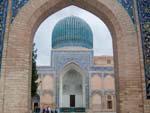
[31,43,38,97]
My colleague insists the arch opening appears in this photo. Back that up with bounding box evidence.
[59,63,87,108]
[62,69,83,107]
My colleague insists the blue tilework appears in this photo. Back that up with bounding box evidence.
[118,0,135,23]
[0,0,8,73]
[137,0,150,99]
[52,16,93,49]
[11,0,29,22]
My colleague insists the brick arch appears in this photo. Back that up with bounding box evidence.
[1,0,143,113]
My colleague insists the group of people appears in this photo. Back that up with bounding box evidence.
[42,106,59,113]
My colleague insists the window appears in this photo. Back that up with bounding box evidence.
[70,95,75,107]
[107,101,112,109]
[107,95,113,109]
[107,95,112,100]
[107,59,111,64]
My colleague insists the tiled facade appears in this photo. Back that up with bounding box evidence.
[37,55,115,112]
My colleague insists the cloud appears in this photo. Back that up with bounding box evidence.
[34,5,113,66]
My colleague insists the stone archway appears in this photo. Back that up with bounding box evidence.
[0,0,143,113]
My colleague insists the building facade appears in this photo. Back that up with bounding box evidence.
[36,16,116,113]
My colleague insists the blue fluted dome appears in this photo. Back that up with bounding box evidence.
[52,16,93,49]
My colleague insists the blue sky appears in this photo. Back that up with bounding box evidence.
[34,6,113,66]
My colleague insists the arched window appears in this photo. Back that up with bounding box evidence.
[107,101,112,109]
[106,95,113,109]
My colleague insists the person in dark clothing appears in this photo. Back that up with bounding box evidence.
[46,107,49,113]
[43,108,45,113]
[51,109,53,113]
[55,109,57,113]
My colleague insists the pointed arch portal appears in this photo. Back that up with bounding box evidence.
[59,63,86,108]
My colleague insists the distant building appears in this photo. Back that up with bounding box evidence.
[36,16,116,113]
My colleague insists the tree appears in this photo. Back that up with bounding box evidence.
[31,43,38,97]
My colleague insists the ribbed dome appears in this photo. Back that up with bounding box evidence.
[52,16,93,49]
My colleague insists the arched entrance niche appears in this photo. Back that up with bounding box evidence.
[59,63,86,108]
[91,93,102,111]
[1,0,143,113]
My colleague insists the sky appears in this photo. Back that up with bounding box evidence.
[34,5,113,66]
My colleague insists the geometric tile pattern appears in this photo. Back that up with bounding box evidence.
[70,0,135,24]
[52,16,93,49]
[0,0,8,73]
[117,0,135,23]
[137,0,150,99]
[11,0,29,22]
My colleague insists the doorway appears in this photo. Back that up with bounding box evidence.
[70,95,75,107]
